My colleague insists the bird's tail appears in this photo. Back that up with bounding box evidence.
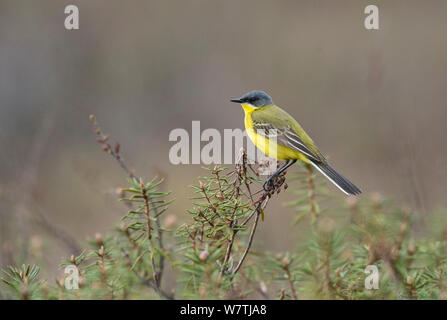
[310,161,362,195]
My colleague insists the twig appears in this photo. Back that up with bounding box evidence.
[279,288,286,300]
[283,262,298,300]
[155,216,165,285]
[218,203,239,279]
[89,115,167,292]
[120,249,174,300]
[140,179,159,287]
[97,247,110,297]
[90,115,136,181]
[232,195,271,275]
[218,229,235,279]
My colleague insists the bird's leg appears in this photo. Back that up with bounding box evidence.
[263,160,296,191]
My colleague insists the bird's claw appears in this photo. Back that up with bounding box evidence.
[263,180,274,192]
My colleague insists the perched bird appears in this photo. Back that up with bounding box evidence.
[231,90,361,195]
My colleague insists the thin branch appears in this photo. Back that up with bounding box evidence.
[140,179,159,287]
[283,263,298,300]
[218,204,239,279]
[89,115,168,292]
[90,115,136,181]
[120,249,174,300]
[232,195,271,275]
[218,229,235,280]
[155,216,165,285]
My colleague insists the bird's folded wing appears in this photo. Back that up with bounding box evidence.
[252,121,321,162]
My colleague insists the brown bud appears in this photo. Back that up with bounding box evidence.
[115,188,124,197]
[199,250,209,261]
[102,145,110,152]
[282,256,289,268]
[114,142,120,154]
[259,281,268,293]
[94,233,103,245]
[164,214,177,229]
[41,282,48,292]
[70,255,76,264]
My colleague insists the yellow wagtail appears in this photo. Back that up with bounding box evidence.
[231,90,361,195]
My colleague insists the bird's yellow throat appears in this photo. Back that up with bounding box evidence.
[241,103,257,114]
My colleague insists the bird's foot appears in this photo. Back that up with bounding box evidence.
[263,173,287,193]
[263,179,274,192]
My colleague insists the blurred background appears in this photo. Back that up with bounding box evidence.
[0,0,446,280]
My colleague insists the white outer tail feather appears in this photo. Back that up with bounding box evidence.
[309,161,350,196]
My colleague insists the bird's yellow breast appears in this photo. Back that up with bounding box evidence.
[242,104,309,162]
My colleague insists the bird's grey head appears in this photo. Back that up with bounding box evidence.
[230,90,273,108]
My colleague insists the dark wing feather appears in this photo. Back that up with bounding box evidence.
[252,121,322,162]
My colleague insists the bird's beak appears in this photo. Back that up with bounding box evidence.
[230,98,243,103]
